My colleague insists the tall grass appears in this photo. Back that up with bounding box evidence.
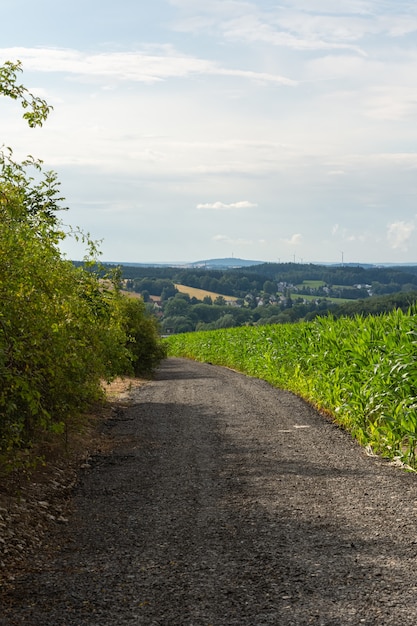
[165,308,417,468]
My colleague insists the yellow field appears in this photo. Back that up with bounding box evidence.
[175,284,238,302]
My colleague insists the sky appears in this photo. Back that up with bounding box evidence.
[1,0,417,265]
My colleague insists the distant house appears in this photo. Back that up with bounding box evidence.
[149,295,163,308]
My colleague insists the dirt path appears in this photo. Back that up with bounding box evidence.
[2,357,417,625]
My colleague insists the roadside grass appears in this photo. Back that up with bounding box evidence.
[165,308,417,469]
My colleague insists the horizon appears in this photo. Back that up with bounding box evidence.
[88,256,417,268]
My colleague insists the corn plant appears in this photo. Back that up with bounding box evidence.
[165,307,417,468]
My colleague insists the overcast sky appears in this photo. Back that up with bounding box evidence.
[1,0,417,264]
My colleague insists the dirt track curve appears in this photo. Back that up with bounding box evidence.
[2,357,417,625]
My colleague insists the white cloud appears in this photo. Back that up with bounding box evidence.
[331,224,356,240]
[387,221,415,251]
[169,1,408,54]
[213,234,254,245]
[327,170,346,177]
[384,15,417,37]
[363,86,417,121]
[286,0,373,13]
[282,233,303,246]
[172,2,370,52]
[197,200,257,210]
[279,9,417,43]
[221,15,365,53]
[0,46,295,86]
[306,54,368,80]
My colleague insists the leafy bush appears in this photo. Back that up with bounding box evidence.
[0,61,166,467]
[120,296,167,377]
[0,180,126,455]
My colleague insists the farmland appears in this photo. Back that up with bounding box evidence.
[174,283,238,302]
[116,260,417,333]
[165,307,417,469]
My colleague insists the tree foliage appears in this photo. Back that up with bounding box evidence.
[120,297,167,377]
[0,60,52,127]
[0,61,166,467]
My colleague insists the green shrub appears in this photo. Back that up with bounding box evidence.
[0,60,167,469]
[120,296,167,377]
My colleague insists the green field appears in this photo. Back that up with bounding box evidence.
[297,280,326,288]
[165,308,417,469]
[290,293,352,303]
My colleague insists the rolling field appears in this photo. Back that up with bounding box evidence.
[175,284,238,302]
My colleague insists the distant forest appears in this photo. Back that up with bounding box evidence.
[82,262,417,333]
[115,262,417,295]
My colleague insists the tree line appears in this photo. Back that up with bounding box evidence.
[115,262,417,334]
[116,262,417,300]
[121,279,417,334]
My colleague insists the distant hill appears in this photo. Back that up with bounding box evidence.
[189,257,264,269]
[103,257,265,269]
[99,258,417,271]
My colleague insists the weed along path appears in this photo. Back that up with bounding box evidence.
[3,358,417,625]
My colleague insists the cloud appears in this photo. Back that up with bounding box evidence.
[168,0,417,82]
[0,46,295,86]
[287,0,373,12]
[222,15,365,54]
[170,2,374,54]
[327,170,346,177]
[331,224,352,239]
[197,200,257,210]
[213,234,254,245]
[387,220,415,251]
[363,86,417,121]
[282,233,303,246]
[171,0,417,46]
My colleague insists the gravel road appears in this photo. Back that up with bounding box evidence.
[2,357,417,625]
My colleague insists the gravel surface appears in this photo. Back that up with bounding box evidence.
[2,357,417,625]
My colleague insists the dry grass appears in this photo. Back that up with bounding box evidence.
[174,283,238,302]
[101,375,145,398]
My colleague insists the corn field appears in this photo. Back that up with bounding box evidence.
[165,308,417,469]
